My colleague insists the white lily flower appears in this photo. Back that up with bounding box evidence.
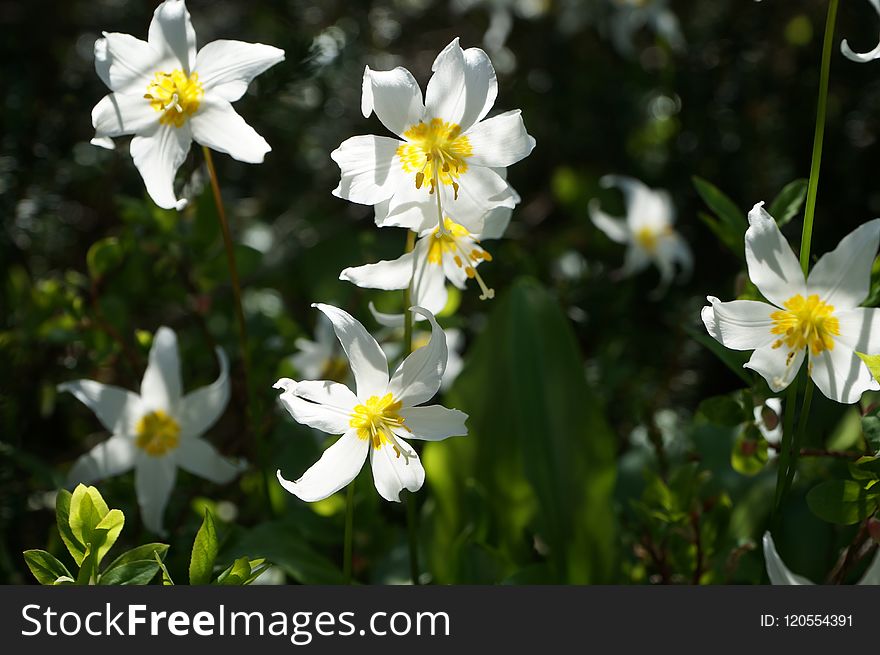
[59,327,245,535]
[589,175,692,290]
[842,0,880,63]
[763,532,880,584]
[702,203,880,404]
[288,313,348,383]
[275,304,468,503]
[90,0,284,210]
[382,328,465,392]
[341,203,512,322]
[608,0,685,58]
[331,37,534,235]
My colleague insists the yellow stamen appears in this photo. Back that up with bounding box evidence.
[144,70,204,128]
[425,217,495,300]
[397,118,472,193]
[770,294,840,357]
[349,393,411,454]
[135,410,181,456]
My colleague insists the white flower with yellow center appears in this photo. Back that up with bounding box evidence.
[763,532,880,585]
[58,327,245,535]
[842,0,880,63]
[702,203,880,404]
[275,304,468,503]
[589,175,692,290]
[90,0,284,210]
[331,38,534,235]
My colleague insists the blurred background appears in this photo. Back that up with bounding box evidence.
[3,0,880,584]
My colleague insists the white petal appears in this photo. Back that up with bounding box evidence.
[588,199,629,244]
[135,454,177,536]
[857,549,880,584]
[745,342,804,393]
[175,437,244,484]
[745,202,805,306]
[600,175,673,230]
[190,96,270,163]
[806,219,880,309]
[274,377,358,434]
[194,39,285,102]
[312,304,389,398]
[619,244,651,278]
[837,307,880,354]
[340,250,415,291]
[94,33,163,94]
[140,326,183,413]
[441,165,513,234]
[177,347,229,439]
[368,302,406,328]
[464,110,535,168]
[130,123,192,210]
[411,247,449,315]
[425,38,497,132]
[91,136,117,150]
[371,435,424,502]
[701,296,777,350]
[67,435,137,485]
[657,231,693,281]
[331,135,405,206]
[479,196,514,240]
[147,0,197,72]
[809,345,879,404]
[362,66,425,137]
[763,532,814,585]
[276,430,368,502]
[399,405,468,441]
[389,306,447,406]
[92,93,157,139]
[57,380,143,434]
[842,2,880,63]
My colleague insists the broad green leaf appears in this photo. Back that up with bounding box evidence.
[850,456,880,480]
[768,179,808,227]
[857,352,880,384]
[93,509,124,566]
[23,550,72,586]
[99,560,160,586]
[104,543,168,573]
[189,511,219,585]
[692,177,747,233]
[697,394,747,426]
[216,557,252,585]
[69,484,110,551]
[86,237,124,280]
[861,413,880,454]
[806,480,880,525]
[56,489,86,565]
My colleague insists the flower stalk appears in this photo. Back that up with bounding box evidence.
[401,228,419,584]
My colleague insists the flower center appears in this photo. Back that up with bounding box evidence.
[397,118,473,197]
[135,409,181,456]
[770,294,840,356]
[427,217,494,300]
[144,69,204,128]
[634,226,659,253]
[350,393,411,456]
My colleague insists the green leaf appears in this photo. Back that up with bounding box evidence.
[104,543,168,573]
[86,237,124,280]
[154,551,174,586]
[23,550,73,586]
[857,352,880,384]
[697,394,747,426]
[189,510,219,585]
[862,413,880,454]
[56,489,86,565]
[215,557,253,585]
[768,179,808,227]
[850,456,880,480]
[731,431,770,476]
[69,484,110,552]
[99,560,160,585]
[806,480,880,525]
[93,509,124,566]
[76,544,98,585]
[692,177,747,234]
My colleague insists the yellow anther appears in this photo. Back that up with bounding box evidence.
[397,118,472,191]
[771,294,840,356]
[349,393,410,451]
[145,69,203,128]
[135,410,180,456]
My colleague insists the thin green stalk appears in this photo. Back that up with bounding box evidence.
[402,230,417,357]
[344,481,355,583]
[406,492,420,585]
[774,380,800,513]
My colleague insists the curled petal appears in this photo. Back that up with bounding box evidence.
[331,135,405,206]
[370,435,424,502]
[177,347,229,439]
[763,532,813,585]
[841,1,880,63]
[340,250,415,291]
[274,378,358,435]
[701,296,777,351]
[276,431,369,502]
[388,306,447,407]
[361,65,425,137]
[744,342,804,393]
[130,123,192,211]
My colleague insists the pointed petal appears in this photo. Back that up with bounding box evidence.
[330,135,404,206]
[370,435,424,502]
[340,250,415,291]
[464,110,535,168]
[836,307,880,354]
[425,39,497,132]
[94,33,163,94]
[313,304,389,398]
[135,455,177,536]
[809,345,879,404]
[589,199,629,244]
[745,342,804,393]
[441,164,513,234]
[67,435,137,485]
[368,302,406,328]
[842,2,880,63]
[92,93,157,139]
[399,405,468,440]
[194,39,285,102]
[600,175,673,230]
[763,532,814,585]
[177,347,229,439]
[130,123,192,210]
[57,380,143,434]
[745,202,805,306]
[389,306,446,406]
[190,97,270,163]
[175,437,245,484]
[701,296,777,350]
[274,377,358,434]
[276,430,368,502]
[361,65,425,137]
[147,0,197,72]
[140,326,183,413]
[479,199,514,240]
[619,244,651,278]
[807,219,880,309]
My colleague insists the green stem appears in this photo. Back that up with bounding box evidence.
[400,228,419,582]
[774,380,800,513]
[343,481,355,584]
[407,491,420,585]
[402,230,417,357]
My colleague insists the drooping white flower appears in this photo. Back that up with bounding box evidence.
[381,327,465,392]
[90,0,284,209]
[59,327,245,535]
[763,532,880,585]
[331,38,534,235]
[842,0,880,63]
[702,204,880,404]
[275,304,468,503]
[288,313,348,383]
[589,175,692,290]
[607,0,685,58]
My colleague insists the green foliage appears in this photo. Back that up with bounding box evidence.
[189,511,219,585]
[806,480,880,525]
[693,176,747,258]
[767,179,808,227]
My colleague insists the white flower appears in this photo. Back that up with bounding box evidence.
[340,203,512,321]
[842,0,880,63]
[608,0,685,58]
[90,0,284,210]
[288,313,348,382]
[702,203,880,404]
[275,304,468,503]
[589,175,692,290]
[381,327,465,392]
[331,38,534,235]
[763,532,880,584]
[58,327,245,535]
